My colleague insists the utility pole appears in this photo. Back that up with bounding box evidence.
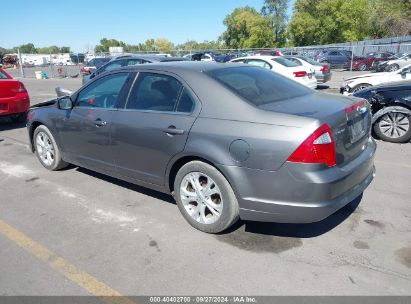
[17,48,25,78]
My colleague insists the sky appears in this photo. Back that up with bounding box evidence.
[2,0,294,52]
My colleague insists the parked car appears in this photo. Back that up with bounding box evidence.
[27,62,376,233]
[82,55,186,84]
[381,53,411,72]
[230,56,317,89]
[214,54,235,63]
[375,53,407,72]
[285,55,332,85]
[344,52,393,71]
[0,68,30,122]
[252,50,283,56]
[185,52,215,62]
[353,81,411,143]
[340,64,411,94]
[80,57,111,75]
[316,50,351,67]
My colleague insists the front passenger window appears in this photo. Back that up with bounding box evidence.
[126,73,182,112]
[76,73,129,108]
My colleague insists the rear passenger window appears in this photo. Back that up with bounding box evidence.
[127,73,182,112]
[176,88,195,113]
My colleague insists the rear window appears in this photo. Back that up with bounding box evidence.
[270,57,299,67]
[0,70,9,79]
[207,66,311,106]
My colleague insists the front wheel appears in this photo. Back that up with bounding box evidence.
[358,63,367,71]
[351,83,371,93]
[174,161,239,233]
[34,125,68,170]
[387,64,399,72]
[374,111,411,143]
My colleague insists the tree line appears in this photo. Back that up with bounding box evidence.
[0,43,70,55]
[1,0,410,54]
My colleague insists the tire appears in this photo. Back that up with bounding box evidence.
[174,161,239,233]
[10,112,27,123]
[387,64,399,72]
[351,83,371,93]
[33,125,68,170]
[373,110,411,143]
[358,63,367,71]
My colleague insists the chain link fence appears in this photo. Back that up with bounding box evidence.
[3,35,411,79]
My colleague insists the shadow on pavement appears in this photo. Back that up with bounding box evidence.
[75,167,175,204]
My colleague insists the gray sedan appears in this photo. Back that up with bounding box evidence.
[27,62,376,233]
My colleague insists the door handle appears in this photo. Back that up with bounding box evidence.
[163,125,185,135]
[94,118,107,127]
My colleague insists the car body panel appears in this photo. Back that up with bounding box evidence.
[0,68,30,117]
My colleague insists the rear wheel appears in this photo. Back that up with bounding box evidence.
[374,110,411,143]
[174,161,239,233]
[351,83,371,93]
[34,125,68,170]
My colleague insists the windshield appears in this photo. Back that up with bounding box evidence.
[207,66,311,106]
[271,57,300,67]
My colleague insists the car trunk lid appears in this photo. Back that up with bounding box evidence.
[258,92,372,166]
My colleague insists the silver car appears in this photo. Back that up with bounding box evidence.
[27,62,376,233]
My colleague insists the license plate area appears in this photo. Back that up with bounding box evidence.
[347,112,369,143]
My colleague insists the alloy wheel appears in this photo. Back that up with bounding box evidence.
[378,112,410,139]
[35,131,55,167]
[180,172,223,225]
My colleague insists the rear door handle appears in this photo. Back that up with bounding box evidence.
[163,126,185,135]
[94,118,107,127]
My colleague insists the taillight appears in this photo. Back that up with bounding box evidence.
[287,124,336,167]
[344,100,366,113]
[13,82,27,93]
[320,65,328,72]
[293,71,307,77]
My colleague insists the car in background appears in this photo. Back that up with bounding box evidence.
[252,50,283,56]
[214,54,236,63]
[316,50,351,67]
[344,52,393,71]
[353,81,411,143]
[0,68,30,122]
[374,53,406,72]
[82,55,186,85]
[184,52,215,62]
[340,64,411,94]
[27,62,375,233]
[230,56,317,89]
[285,55,332,85]
[80,57,111,75]
[381,53,411,72]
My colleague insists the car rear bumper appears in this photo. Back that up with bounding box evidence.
[219,137,376,223]
[316,73,332,84]
[0,95,30,116]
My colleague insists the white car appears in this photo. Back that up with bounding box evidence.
[383,53,411,72]
[340,64,411,94]
[285,56,332,85]
[230,56,317,89]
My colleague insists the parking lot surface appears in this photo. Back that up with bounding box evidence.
[0,71,410,296]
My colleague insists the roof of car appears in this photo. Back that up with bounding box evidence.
[109,55,185,62]
[117,61,247,73]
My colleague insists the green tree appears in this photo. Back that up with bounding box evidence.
[261,0,289,46]
[288,0,411,46]
[19,43,37,54]
[153,38,174,52]
[95,38,126,52]
[221,6,274,49]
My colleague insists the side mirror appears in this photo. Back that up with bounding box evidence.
[58,96,73,110]
[56,87,73,97]
[400,68,410,76]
